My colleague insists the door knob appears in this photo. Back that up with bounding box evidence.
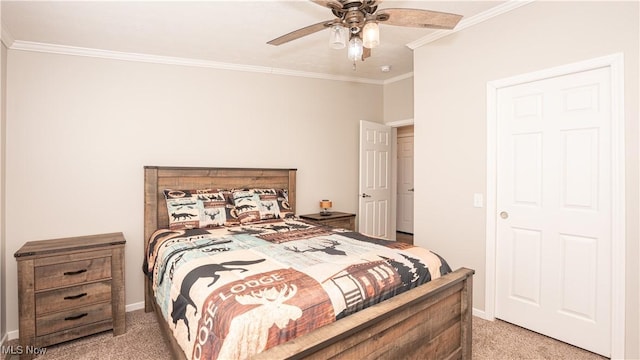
[408,188,414,192]
[500,211,509,219]
[361,193,372,198]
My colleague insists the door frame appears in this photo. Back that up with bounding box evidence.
[387,119,415,239]
[396,129,415,234]
[485,53,625,358]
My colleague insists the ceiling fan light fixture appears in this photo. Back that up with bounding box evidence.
[347,36,363,62]
[362,21,380,49]
[329,24,347,49]
[266,1,463,69]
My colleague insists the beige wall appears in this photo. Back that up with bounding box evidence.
[3,49,383,335]
[0,16,6,346]
[413,1,639,357]
[383,76,413,122]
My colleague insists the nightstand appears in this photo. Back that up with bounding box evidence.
[14,232,126,359]
[299,212,356,231]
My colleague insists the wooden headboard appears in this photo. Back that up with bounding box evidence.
[143,166,297,244]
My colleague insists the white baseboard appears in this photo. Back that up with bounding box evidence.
[5,301,148,341]
[126,301,145,312]
[472,307,493,321]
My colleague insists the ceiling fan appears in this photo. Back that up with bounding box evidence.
[267,0,463,66]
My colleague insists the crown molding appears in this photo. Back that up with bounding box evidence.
[9,40,386,85]
[3,1,531,84]
[407,0,535,50]
[1,24,15,48]
[383,72,413,85]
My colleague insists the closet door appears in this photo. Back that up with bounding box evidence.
[396,135,414,233]
[495,66,612,357]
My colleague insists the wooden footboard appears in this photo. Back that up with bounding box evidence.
[254,267,474,360]
[146,267,473,360]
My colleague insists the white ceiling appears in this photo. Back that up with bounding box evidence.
[1,1,508,82]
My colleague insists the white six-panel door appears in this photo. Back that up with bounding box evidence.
[358,120,392,239]
[495,66,612,356]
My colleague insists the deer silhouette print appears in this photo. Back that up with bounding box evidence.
[170,259,265,341]
[204,209,220,220]
[260,202,274,211]
[218,284,303,359]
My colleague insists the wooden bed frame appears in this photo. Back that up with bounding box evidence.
[144,165,474,359]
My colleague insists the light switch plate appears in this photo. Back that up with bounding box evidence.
[473,193,484,208]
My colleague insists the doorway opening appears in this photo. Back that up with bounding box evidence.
[358,119,414,245]
[396,125,414,244]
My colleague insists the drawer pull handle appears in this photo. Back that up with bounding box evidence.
[64,313,88,321]
[64,293,88,300]
[63,269,87,276]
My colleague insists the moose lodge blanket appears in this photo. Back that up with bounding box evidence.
[144,218,451,360]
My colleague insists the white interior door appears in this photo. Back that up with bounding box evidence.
[396,135,414,233]
[359,120,391,239]
[495,66,612,356]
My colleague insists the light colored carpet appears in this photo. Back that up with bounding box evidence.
[1,310,172,360]
[1,309,607,359]
[473,316,605,360]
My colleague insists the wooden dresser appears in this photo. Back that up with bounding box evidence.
[14,232,126,359]
[299,212,356,231]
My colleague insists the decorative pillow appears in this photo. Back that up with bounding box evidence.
[253,188,282,220]
[274,189,295,219]
[164,189,236,230]
[232,188,293,223]
[219,190,241,227]
[232,189,263,224]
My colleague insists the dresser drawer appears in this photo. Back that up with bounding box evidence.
[36,302,112,336]
[35,280,112,316]
[299,212,356,231]
[34,257,111,291]
[322,218,354,230]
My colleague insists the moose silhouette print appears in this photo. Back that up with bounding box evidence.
[218,284,302,359]
[170,259,266,340]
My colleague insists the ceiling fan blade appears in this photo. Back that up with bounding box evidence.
[310,0,343,10]
[267,20,337,46]
[363,46,371,60]
[376,8,462,29]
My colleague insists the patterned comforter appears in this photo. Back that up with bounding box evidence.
[144,218,451,360]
